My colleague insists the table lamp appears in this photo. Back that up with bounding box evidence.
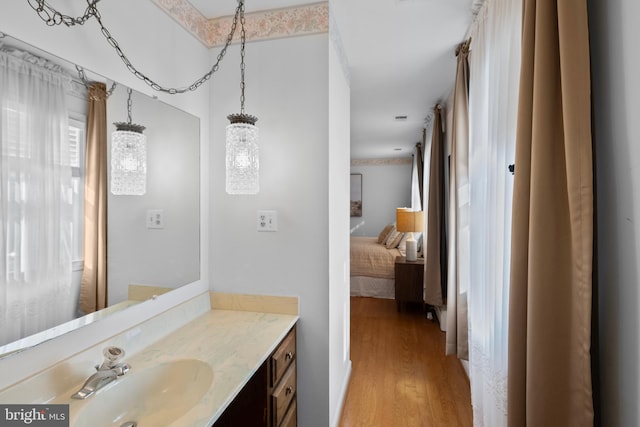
[396,208,425,262]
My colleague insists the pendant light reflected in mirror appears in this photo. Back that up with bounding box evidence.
[111,87,147,196]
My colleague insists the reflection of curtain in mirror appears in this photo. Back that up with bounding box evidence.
[0,50,75,346]
[79,83,107,315]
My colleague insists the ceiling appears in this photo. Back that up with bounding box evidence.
[190,0,476,159]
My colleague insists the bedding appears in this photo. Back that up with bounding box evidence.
[350,236,401,279]
[350,234,403,299]
[350,223,424,299]
[350,276,395,299]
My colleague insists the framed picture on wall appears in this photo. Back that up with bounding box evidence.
[350,173,362,217]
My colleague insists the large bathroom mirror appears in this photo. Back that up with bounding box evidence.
[0,32,200,357]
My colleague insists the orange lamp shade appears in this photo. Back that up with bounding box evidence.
[396,208,425,232]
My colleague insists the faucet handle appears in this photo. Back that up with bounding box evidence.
[98,346,126,370]
[104,346,125,361]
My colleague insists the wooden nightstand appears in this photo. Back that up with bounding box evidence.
[394,256,425,312]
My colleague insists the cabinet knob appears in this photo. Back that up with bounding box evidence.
[286,386,293,396]
[285,351,293,361]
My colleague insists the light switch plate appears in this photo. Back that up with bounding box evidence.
[257,210,278,232]
[147,209,164,229]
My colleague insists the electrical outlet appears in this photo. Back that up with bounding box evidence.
[147,209,164,229]
[257,210,278,232]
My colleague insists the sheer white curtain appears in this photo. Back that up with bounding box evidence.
[467,0,521,425]
[0,49,74,346]
[411,152,422,211]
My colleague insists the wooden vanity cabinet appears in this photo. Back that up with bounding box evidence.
[213,324,297,427]
[268,326,297,427]
[213,360,268,427]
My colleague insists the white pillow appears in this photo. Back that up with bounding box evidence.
[413,232,423,251]
[397,233,411,252]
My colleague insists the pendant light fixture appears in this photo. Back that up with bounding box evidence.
[226,0,259,195]
[111,87,147,195]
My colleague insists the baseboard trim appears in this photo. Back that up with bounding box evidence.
[435,305,448,332]
[332,360,352,427]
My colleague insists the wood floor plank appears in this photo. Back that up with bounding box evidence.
[340,297,473,427]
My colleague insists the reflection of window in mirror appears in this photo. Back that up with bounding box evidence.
[4,115,86,271]
[69,116,86,264]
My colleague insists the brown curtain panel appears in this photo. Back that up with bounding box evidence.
[507,0,594,425]
[424,105,447,306]
[79,83,108,314]
[445,39,471,360]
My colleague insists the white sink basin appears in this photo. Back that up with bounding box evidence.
[70,359,213,427]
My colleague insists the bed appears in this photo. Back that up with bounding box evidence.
[350,227,448,331]
[350,224,409,298]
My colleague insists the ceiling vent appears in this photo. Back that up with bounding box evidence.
[394,115,408,121]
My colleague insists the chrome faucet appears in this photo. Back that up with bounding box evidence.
[71,346,131,399]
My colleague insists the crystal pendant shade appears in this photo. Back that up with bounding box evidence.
[226,118,259,195]
[111,126,147,196]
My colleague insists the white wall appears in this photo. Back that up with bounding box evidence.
[0,0,210,387]
[589,0,640,424]
[350,160,413,236]
[210,33,344,427]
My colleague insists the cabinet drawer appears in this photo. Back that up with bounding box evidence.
[272,361,296,427]
[271,327,296,386]
[279,399,297,427]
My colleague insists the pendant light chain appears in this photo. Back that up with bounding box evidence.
[26,0,98,26]
[240,0,246,115]
[27,0,244,95]
[114,85,145,134]
[75,64,117,97]
[226,0,256,126]
[126,88,133,124]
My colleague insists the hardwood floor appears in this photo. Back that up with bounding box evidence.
[339,297,473,427]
